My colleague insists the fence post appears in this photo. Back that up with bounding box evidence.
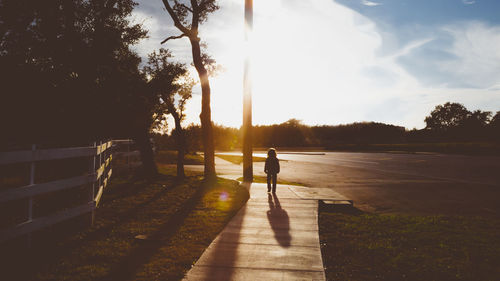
[126,139,131,170]
[89,142,97,226]
[28,144,35,222]
[99,140,102,188]
[26,144,36,247]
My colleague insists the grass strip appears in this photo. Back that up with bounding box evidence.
[236,175,304,186]
[4,166,248,281]
[319,207,500,281]
[215,154,267,165]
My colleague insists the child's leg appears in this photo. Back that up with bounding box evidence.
[272,173,277,193]
[267,173,272,192]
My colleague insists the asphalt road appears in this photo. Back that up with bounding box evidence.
[213,151,500,216]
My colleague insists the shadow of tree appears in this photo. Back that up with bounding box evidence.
[1,175,177,281]
[319,200,365,215]
[100,179,208,281]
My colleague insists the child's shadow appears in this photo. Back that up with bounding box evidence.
[267,193,291,247]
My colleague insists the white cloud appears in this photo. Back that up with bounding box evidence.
[440,22,500,89]
[462,0,476,5]
[362,0,382,7]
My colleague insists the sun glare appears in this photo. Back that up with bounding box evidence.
[209,0,379,127]
[208,0,433,128]
[210,0,297,126]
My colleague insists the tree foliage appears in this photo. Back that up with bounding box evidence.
[144,48,195,177]
[423,102,497,141]
[0,0,149,147]
[491,111,500,127]
[424,102,471,130]
[168,0,219,28]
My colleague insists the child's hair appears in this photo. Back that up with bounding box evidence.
[267,148,277,157]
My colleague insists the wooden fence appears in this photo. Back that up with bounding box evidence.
[0,141,118,243]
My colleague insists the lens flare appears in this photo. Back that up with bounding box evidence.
[219,191,229,202]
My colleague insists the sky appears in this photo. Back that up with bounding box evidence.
[130,0,500,130]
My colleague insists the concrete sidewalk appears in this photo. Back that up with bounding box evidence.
[183,181,346,281]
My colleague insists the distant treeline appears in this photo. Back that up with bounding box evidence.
[154,120,406,151]
[154,103,500,152]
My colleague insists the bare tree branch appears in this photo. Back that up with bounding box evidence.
[176,1,194,13]
[161,33,187,44]
[161,0,191,36]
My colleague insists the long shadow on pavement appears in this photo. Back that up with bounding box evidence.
[267,193,291,247]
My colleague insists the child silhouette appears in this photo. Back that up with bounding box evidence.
[264,148,280,193]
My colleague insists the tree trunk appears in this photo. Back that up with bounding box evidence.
[134,128,158,178]
[172,112,185,178]
[190,38,216,179]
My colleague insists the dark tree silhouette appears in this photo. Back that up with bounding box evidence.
[424,102,471,131]
[145,48,194,178]
[490,111,500,140]
[468,110,492,126]
[423,102,499,142]
[0,0,162,176]
[160,0,218,179]
[491,112,500,124]
[462,109,492,137]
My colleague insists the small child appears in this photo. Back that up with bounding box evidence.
[264,148,280,193]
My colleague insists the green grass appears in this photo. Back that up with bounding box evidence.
[3,167,249,281]
[319,208,500,281]
[236,175,305,186]
[215,154,267,165]
[155,150,204,165]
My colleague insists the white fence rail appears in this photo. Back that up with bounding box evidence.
[0,140,120,243]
